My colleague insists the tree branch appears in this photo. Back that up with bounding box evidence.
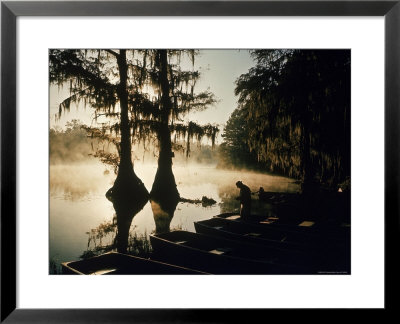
[104,49,119,58]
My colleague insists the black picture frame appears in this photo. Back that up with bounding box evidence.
[1,0,399,322]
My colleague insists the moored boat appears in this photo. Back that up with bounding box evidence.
[216,213,350,244]
[61,252,208,275]
[194,217,311,252]
[195,217,349,272]
[150,230,322,274]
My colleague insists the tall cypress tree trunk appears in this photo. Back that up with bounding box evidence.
[117,50,133,179]
[109,50,148,201]
[107,49,149,252]
[150,50,179,202]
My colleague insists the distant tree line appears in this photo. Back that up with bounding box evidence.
[50,119,218,167]
[219,50,350,190]
[50,120,92,164]
[218,107,261,170]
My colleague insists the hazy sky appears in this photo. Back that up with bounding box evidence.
[49,49,255,143]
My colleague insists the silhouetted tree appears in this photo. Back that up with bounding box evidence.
[50,49,219,249]
[50,49,149,203]
[129,50,218,203]
[234,50,350,190]
[50,49,149,253]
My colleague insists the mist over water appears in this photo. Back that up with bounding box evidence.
[49,160,299,268]
[48,49,351,276]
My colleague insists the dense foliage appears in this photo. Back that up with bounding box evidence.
[223,50,350,189]
[49,50,218,164]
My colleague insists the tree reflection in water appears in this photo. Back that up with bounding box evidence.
[105,182,149,254]
[150,197,179,234]
[81,215,153,260]
[80,182,150,259]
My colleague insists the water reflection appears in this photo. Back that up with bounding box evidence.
[106,181,149,253]
[50,163,301,272]
[50,163,114,200]
[149,137,181,232]
[80,216,153,261]
[150,198,179,234]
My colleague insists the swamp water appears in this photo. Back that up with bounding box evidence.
[50,162,299,273]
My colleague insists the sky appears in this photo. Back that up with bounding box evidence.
[49,49,255,144]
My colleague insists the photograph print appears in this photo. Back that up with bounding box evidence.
[49,49,350,275]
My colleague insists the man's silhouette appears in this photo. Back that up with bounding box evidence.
[236,181,251,219]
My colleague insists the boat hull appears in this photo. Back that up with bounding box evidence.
[61,252,208,275]
[150,231,314,275]
[194,217,350,273]
[215,213,350,245]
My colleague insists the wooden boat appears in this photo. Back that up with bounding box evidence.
[194,217,311,252]
[216,213,350,244]
[61,252,208,275]
[150,230,324,274]
[195,217,350,271]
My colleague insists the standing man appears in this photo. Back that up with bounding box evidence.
[236,181,252,219]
